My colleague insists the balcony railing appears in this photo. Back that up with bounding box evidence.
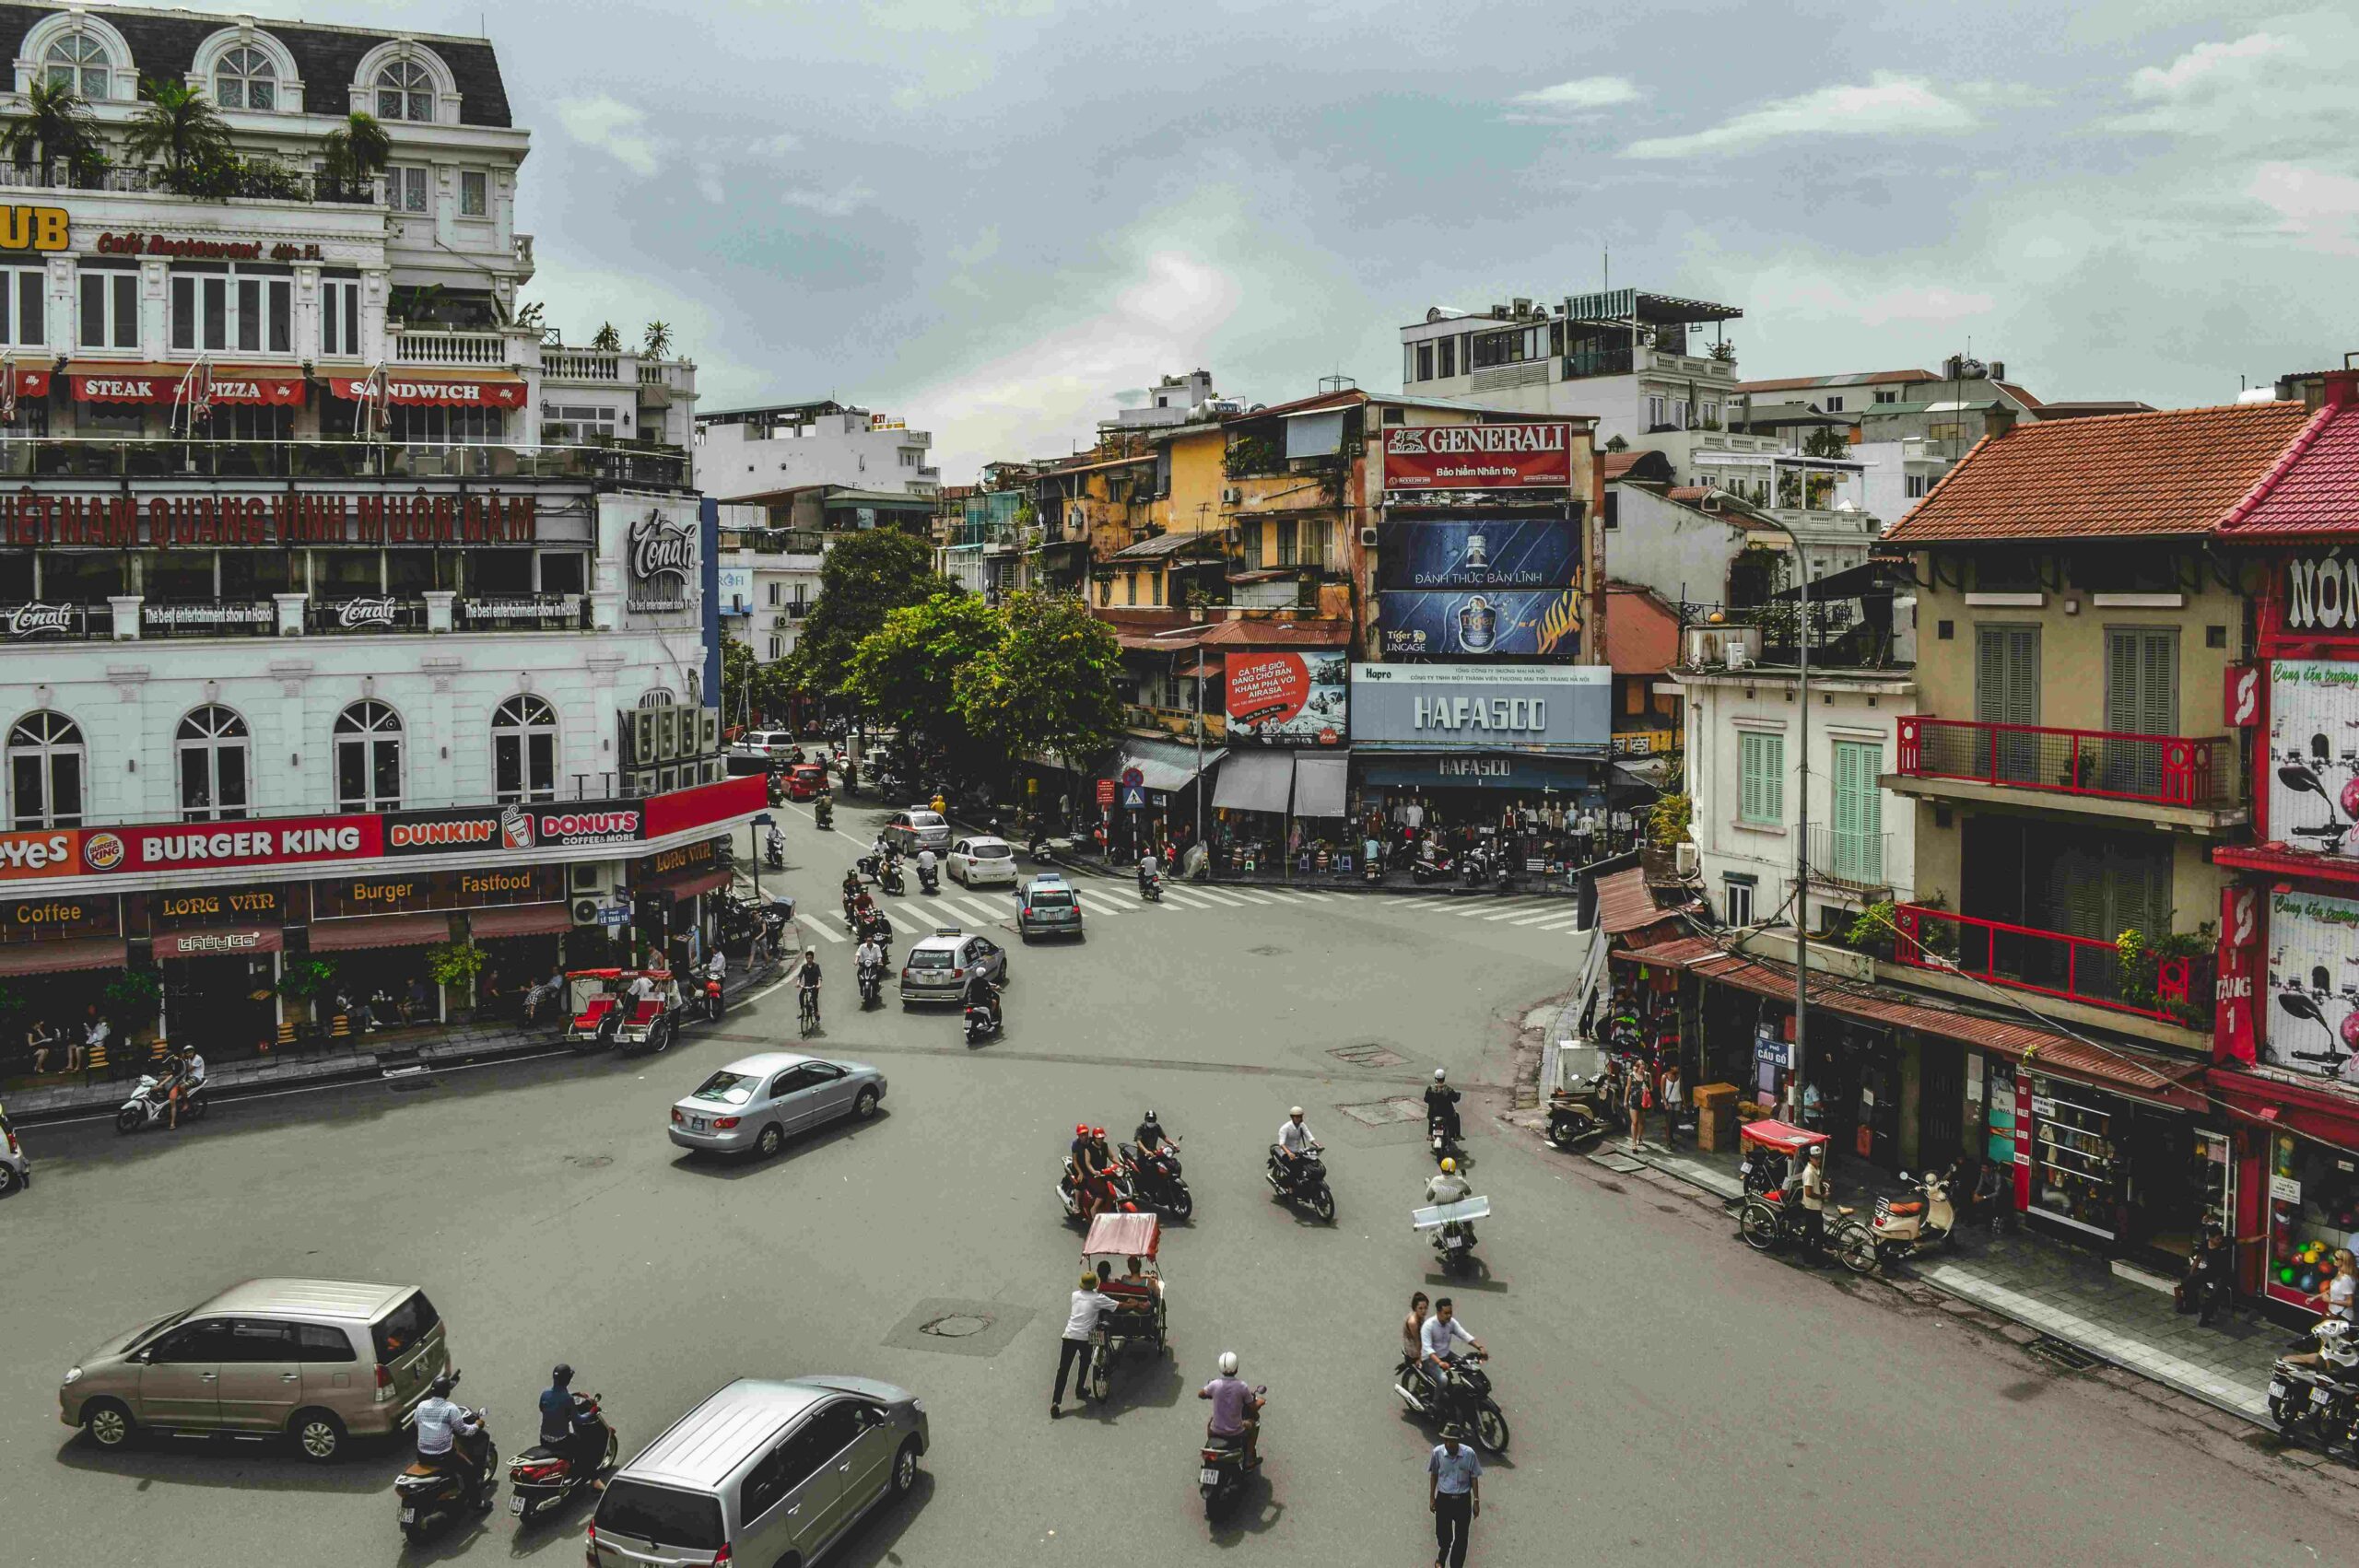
[1890,904,2208,1024]
[0,160,381,205]
[546,350,623,382]
[0,437,691,488]
[1806,825,1889,892]
[393,330,515,367]
[1895,717,2230,808]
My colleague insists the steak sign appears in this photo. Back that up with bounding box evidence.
[1383,422,1575,491]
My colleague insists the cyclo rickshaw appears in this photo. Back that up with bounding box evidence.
[1734,1118,1862,1255]
[1081,1211,1169,1400]
[562,967,684,1057]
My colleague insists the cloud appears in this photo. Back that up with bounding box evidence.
[1622,74,1978,159]
[554,95,659,177]
[2249,163,2359,256]
[1502,76,1641,123]
[780,182,875,217]
[2128,30,2288,99]
[2108,18,2359,137]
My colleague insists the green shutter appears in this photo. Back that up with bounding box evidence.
[1832,741,1882,883]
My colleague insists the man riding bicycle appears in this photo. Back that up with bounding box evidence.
[795,948,823,1025]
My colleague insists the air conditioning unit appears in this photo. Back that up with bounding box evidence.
[1358,525,1379,547]
[1674,842,1699,877]
[1684,624,1764,669]
[696,708,722,754]
[570,896,604,928]
[1222,487,1241,505]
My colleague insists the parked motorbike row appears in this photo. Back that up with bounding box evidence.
[393,1371,617,1544]
[2270,1319,2359,1453]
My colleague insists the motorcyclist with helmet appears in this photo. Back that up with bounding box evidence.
[1425,1067,1462,1146]
[1426,1155,1475,1246]
[961,965,1001,1031]
[1134,1108,1174,1160]
[537,1363,603,1478]
[1199,1351,1263,1469]
[414,1373,487,1496]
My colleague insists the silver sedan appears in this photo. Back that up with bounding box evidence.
[668,1051,886,1159]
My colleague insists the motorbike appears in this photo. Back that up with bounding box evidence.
[917,862,940,895]
[521,977,567,1030]
[1392,1350,1509,1454]
[1364,856,1383,884]
[1140,872,1163,904]
[1199,1387,1266,1519]
[1121,1139,1194,1222]
[1458,851,1488,891]
[1427,1104,1462,1167]
[699,973,725,1023]
[858,960,884,1009]
[1415,1192,1489,1277]
[1265,1141,1336,1223]
[1838,1170,1956,1274]
[507,1394,616,1524]
[964,1000,1001,1045]
[1058,1158,1140,1223]
[856,852,884,884]
[859,911,895,954]
[116,1073,205,1134]
[1411,851,1453,885]
[880,861,907,896]
[394,1381,499,1541]
[813,799,834,831]
[764,832,785,871]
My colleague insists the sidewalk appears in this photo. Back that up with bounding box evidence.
[1602,1135,2277,1423]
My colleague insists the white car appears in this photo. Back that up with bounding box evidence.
[947,836,1017,887]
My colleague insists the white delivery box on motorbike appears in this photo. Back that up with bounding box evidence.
[1411,1196,1492,1231]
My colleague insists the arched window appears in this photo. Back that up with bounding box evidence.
[491,695,557,804]
[7,711,85,827]
[175,706,250,822]
[374,58,434,121]
[637,687,675,708]
[334,701,403,810]
[215,45,276,111]
[44,32,111,99]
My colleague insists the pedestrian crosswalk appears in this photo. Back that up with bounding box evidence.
[785,878,1340,940]
[1391,893,1590,931]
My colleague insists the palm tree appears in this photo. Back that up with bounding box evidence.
[0,80,100,180]
[123,77,231,179]
[641,321,673,358]
[589,322,622,353]
[320,111,390,198]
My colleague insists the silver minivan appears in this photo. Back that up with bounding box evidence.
[591,1377,927,1567]
[59,1279,449,1461]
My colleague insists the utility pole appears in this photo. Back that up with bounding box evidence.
[1792,541,1810,1118]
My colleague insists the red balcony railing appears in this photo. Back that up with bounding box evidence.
[1890,904,2206,1024]
[1895,717,2229,808]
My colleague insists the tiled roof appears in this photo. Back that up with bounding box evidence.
[1594,867,1694,935]
[1885,402,2316,544]
[1196,619,1352,648]
[1995,382,2045,410]
[2217,389,2357,538]
[1738,369,1934,394]
[1603,582,1682,675]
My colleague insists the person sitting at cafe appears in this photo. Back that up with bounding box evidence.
[27,1016,60,1074]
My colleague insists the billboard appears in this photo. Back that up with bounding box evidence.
[1381,422,1574,491]
[2268,660,2359,859]
[1349,663,1611,755]
[1376,588,1582,658]
[1376,517,1579,591]
[1224,651,1348,747]
[2265,889,2359,1084]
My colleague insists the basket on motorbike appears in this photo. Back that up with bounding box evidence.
[1081,1211,1168,1398]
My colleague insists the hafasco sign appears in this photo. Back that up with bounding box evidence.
[1349,662,1613,754]
[1383,422,1573,491]
[628,509,696,602]
[0,205,69,252]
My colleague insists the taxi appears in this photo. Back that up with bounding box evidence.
[898,927,1009,1007]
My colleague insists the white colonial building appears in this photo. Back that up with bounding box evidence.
[0,6,745,1058]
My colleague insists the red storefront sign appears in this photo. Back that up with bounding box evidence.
[0,489,540,548]
[326,376,528,408]
[2224,661,2261,728]
[2216,883,2260,1065]
[1096,778,1117,808]
[70,370,305,405]
[0,827,84,880]
[82,816,382,874]
[1382,422,1574,491]
[640,775,766,839]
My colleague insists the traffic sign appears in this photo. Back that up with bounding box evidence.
[1096,778,1118,807]
[1121,784,1146,809]
[1121,766,1144,789]
[598,903,630,928]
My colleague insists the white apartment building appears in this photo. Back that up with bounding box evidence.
[716,505,825,667]
[0,5,745,1053]
[695,400,939,504]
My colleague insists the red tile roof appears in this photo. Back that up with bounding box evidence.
[1594,867,1695,935]
[1995,381,2045,410]
[1603,582,1681,675]
[2218,388,2356,538]
[1885,401,2316,543]
[1737,369,1934,394]
[1196,618,1353,648]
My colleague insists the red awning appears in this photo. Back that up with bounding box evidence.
[69,364,306,405]
[640,867,732,901]
[153,927,284,961]
[0,937,125,976]
[325,373,527,409]
[1,367,49,397]
[465,902,571,939]
[307,911,453,952]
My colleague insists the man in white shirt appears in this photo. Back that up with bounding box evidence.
[413,1373,484,1490]
[1052,1271,1120,1418]
[1798,1143,1831,1256]
[1274,1106,1316,1169]
[1417,1296,1484,1407]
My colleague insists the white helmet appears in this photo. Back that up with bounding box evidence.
[1218,1351,1238,1375]
[1288,1106,1304,1118]
[1434,1068,1448,1082]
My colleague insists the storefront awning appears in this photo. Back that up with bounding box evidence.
[0,937,125,976]
[1292,754,1349,818]
[307,911,454,952]
[69,363,305,405]
[465,903,571,939]
[1358,754,1606,793]
[0,366,51,397]
[325,371,529,409]
[1214,752,1293,813]
[153,927,284,961]
[640,868,732,901]
[1116,737,1226,793]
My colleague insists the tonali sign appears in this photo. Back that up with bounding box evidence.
[1382,422,1576,491]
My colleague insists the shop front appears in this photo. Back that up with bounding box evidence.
[145,882,288,1054]
[0,888,125,1052]
[627,838,734,969]
[1096,737,1225,860]
[308,870,456,1027]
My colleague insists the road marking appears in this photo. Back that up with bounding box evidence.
[1508,907,1581,926]
[798,918,847,942]
[1069,893,1127,915]
[1218,887,1283,906]
[1481,900,1565,921]
[943,895,1010,925]
[1155,890,1215,910]
[1182,886,1253,907]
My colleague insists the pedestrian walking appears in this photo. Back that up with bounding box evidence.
[1658,1063,1684,1147]
[1624,1064,1649,1151]
[1051,1271,1118,1418]
[1427,1422,1482,1567]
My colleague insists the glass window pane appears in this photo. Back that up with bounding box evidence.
[170,275,194,350]
[409,91,431,122]
[19,271,40,347]
[377,88,402,120]
[372,740,400,807]
[268,281,290,354]
[249,80,273,111]
[494,734,520,798]
[528,733,554,796]
[204,278,226,351]
[217,745,246,815]
[180,747,208,813]
[237,279,260,351]
[78,275,103,347]
[319,282,336,356]
[112,275,135,348]
[50,752,80,825]
[12,755,42,825]
[337,741,364,807]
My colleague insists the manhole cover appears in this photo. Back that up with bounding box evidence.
[1336,1096,1424,1127]
[919,1312,992,1339]
[885,1297,1033,1359]
[1330,1044,1406,1069]
[2025,1335,2099,1372]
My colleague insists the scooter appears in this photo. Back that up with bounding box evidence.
[1121,1139,1194,1221]
[1411,851,1453,885]
[2270,1320,2359,1444]
[1140,872,1163,904]
[1838,1170,1956,1274]
[858,960,884,1009]
[507,1394,616,1524]
[1364,857,1383,884]
[813,799,834,831]
[764,831,785,871]
[918,863,940,895]
[1415,1192,1490,1277]
[116,1074,205,1134]
[1265,1141,1336,1223]
[1427,1106,1462,1167]
[964,1000,1001,1045]
[1057,1159,1140,1223]
[880,860,907,896]
[1198,1387,1267,1519]
[394,1379,498,1542]
[1392,1350,1509,1454]
[699,973,725,1023]
[1544,1090,1614,1152]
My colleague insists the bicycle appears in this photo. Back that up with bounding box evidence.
[799,984,821,1037]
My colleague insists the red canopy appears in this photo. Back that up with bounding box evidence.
[1081,1211,1160,1260]
[1740,1119,1829,1154]
[325,373,527,408]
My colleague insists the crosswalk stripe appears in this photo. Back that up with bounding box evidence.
[1400,897,1458,911]
[1184,887,1253,907]
[1073,891,1129,914]
[1158,890,1219,910]
[945,895,1011,925]
[1219,887,1283,906]
[1480,899,1563,921]
[797,917,846,942]
[1523,916,1589,932]
[1509,907,1579,926]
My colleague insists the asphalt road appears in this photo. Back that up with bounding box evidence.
[6,800,2356,1567]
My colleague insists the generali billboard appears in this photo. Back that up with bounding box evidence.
[1381,422,1578,492]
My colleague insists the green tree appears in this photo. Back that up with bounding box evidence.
[321,110,391,195]
[1801,424,1850,459]
[846,592,1004,768]
[954,591,1122,771]
[642,321,674,357]
[590,322,623,352]
[0,79,100,176]
[789,529,956,698]
[124,77,232,180]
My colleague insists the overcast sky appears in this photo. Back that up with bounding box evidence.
[185,0,2359,477]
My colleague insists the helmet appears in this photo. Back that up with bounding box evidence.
[1076,1123,1089,1137]
[1439,1157,1457,1174]
[1092,1126,1106,1138]
[428,1373,455,1398]
[1289,1106,1304,1118]
[1434,1068,1448,1082]
[1217,1352,1238,1376]
[1144,1109,1158,1122]
[552,1363,573,1386]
